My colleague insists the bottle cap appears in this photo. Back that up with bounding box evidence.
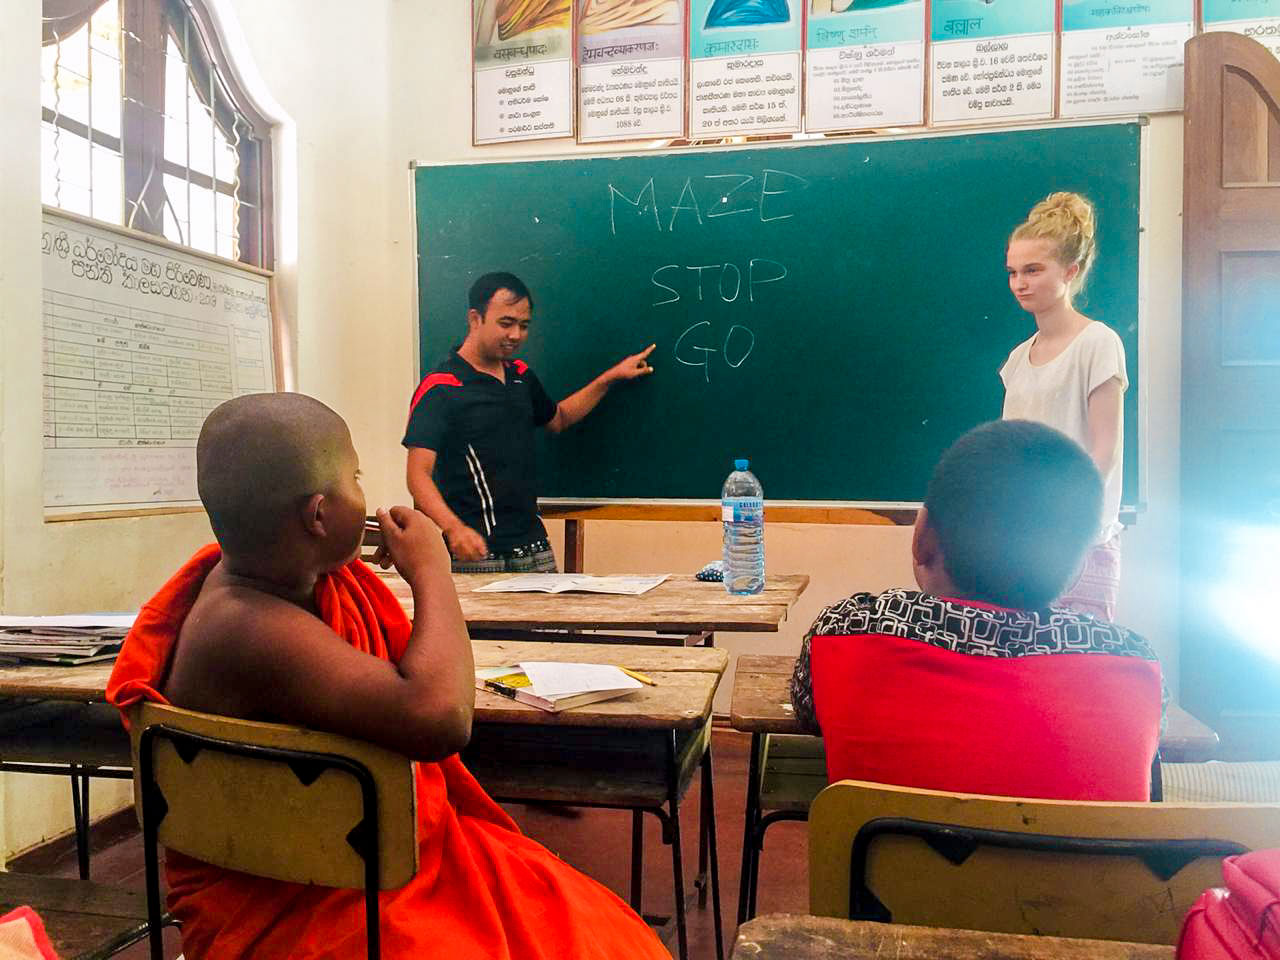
[734,458,749,470]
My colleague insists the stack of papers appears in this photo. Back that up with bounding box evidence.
[0,614,135,666]
[475,661,643,712]
[473,574,669,595]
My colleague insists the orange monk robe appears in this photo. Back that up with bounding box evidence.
[108,545,671,960]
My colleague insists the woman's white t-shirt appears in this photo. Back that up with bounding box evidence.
[999,320,1129,543]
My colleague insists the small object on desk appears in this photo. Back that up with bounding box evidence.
[618,666,657,686]
[473,574,669,595]
[696,561,724,583]
[475,662,642,712]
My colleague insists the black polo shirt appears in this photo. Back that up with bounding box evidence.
[402,350,558,553]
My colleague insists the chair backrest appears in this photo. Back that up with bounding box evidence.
[809,779,1280,945]
[129,702,418,890]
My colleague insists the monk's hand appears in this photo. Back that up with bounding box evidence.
[443,522,489,563]
[377,506,452,585]
[607,343,656,383]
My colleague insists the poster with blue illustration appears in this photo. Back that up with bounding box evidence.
[577,0,686,142]
[473,0,574,144]
[688,0,804,135]
[928,0,1054,125]
[1204,0,1280,60]
[805,0,926,131]
[1060,0,1193,118]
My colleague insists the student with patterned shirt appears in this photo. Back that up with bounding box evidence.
[789,420,1164,801]
[403,272,654,573]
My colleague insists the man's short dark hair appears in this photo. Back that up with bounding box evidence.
[924,419,1103,611]
[469,272,533,313]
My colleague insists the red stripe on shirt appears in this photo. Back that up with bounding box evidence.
[407,373,462,420]
[512,360,529,375]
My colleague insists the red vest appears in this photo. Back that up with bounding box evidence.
[811,633,1162,801]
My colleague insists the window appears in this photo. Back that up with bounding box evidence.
[41,0,273,268]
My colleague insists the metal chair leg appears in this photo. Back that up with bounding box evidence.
[666,732,688,960]
[630,809,644,912]
[701,749,724,960]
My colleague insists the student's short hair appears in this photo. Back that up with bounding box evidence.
[924,420,1103,611]
[469,272,533,314]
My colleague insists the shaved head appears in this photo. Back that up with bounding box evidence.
[198,393,352,554]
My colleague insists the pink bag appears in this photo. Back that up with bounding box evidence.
[1178,851,1280,959]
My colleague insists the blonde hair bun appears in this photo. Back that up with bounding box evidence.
[1011,191,1097,293]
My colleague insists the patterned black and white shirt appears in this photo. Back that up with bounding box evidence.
[788,589,1164,734]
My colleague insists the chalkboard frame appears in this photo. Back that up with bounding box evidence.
[411,118,1148,513]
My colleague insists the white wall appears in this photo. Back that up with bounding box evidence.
[0,1,1185,857]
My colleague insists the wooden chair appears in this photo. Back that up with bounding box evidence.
[128,703,418,960]
[808,779,1280,944]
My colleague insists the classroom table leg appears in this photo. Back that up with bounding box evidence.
[564,519,585,573]
[665,731,689,960]
[697,770,710,907]
[70,767,90,880]
[737,733,763,924]
[630,809,644,912]
[701,749,725,960]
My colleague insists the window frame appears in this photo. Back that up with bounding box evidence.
[41,0,274,269]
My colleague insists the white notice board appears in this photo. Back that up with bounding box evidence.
[41,209,276,517]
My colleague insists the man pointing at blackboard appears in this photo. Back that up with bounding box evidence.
[402,271,655,573]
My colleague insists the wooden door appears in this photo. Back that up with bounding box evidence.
[1182,32,1280,750]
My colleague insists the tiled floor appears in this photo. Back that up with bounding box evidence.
[17,728,808,960]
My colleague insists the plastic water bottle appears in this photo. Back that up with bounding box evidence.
[722,458,764,595]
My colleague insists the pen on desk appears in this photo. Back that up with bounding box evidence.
[619,666,657,686]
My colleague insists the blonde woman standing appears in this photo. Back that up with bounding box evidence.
[1001,192,1128,620]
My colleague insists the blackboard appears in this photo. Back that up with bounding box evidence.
[414,122,1142,504]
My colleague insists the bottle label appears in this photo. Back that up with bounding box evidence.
[722,498,763,523]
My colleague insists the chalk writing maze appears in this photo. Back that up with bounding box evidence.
[608,167,806,383]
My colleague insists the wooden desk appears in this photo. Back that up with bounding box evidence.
[732,915,1173,959]
[0,644,726,725]
[381,573,809,635]
[728,654,1222,924]
[0,642,728,960]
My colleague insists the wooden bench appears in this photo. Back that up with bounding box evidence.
[732,915,1174,959]
[0,873,159,960]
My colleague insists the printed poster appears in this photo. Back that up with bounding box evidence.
[577,0,686,142]
[473,0,574,144]
[1203,0,1280,60]
[929,0,1055,125]
[1060,0,1193,117]
[689,0,803,136]
[805,0,925,131]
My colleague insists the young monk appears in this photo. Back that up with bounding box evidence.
[107,392,670,960]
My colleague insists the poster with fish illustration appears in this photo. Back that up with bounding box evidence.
[1203,0,1280,60]
[805,0,925,131]
[1060,0,1192,118]
[928,0,1054,125]
[473,0,574,143]
[577,0,686,141]
[688,0,803,135]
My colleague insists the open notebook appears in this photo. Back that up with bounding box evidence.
[475,662,643,712]
[473,574,668,596]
